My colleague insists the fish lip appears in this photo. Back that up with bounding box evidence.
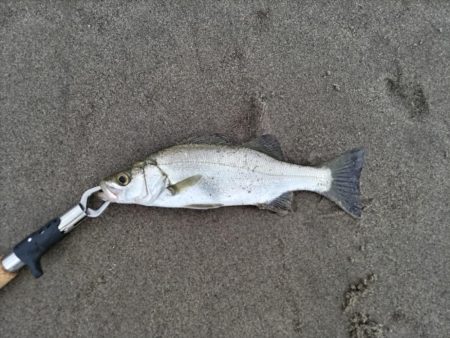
[99,181,119,202]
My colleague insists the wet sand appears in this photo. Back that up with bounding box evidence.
[1,1,449,337]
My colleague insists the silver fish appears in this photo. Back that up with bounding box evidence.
[99,135,365,217]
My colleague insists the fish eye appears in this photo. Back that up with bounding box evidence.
[116,172,130,186]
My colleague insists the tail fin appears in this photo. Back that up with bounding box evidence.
[321,148,365,218]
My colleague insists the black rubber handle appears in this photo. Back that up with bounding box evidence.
[13,218,65,278]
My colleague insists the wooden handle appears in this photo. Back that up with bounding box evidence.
[0,256,18,289]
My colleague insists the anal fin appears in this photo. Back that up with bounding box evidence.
[258,192,293,216]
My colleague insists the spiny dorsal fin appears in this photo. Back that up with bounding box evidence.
[258,192,293,215]
[168,175,202,195]
[243,134,285,160]
[184,134,232,146]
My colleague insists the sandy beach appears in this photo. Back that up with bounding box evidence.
[1,1,449,337]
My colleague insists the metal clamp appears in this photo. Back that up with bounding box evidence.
[80,186,111,218]
[2,186,110,274]
[58,186,110,233]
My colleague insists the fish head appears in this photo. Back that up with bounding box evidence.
[99,162,147,203]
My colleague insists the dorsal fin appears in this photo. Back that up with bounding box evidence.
[183,134,232,145]
[243,134,285,160]
[258,192,293,215]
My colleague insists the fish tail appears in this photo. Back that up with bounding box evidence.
[321,148,365,218]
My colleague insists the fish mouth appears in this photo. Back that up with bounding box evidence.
[98,181,120,202]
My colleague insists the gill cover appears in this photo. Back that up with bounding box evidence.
[142,161,169,203]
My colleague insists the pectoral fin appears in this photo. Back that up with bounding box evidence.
[168,175,202,195]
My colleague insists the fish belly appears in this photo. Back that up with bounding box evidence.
[150,166,281,207]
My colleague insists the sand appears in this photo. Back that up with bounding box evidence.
[1,1,449,337]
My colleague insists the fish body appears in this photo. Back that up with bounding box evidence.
[149,144,331,208]
[100,135,364,217]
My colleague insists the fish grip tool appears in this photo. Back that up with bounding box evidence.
[0,186,110,287]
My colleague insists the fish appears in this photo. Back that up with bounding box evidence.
[99,135,365,218]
